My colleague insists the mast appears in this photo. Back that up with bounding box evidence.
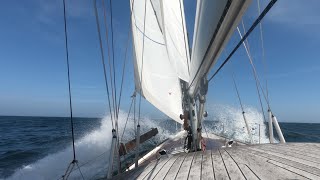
[184,0,252,151]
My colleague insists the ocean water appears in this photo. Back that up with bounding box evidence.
[0,109,319,179]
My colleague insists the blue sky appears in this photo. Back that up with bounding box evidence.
[0,0,319,123]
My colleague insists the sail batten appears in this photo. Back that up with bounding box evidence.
[131,0,190,123]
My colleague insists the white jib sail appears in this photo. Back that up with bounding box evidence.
[131,0,190,123]
[188,0,252,96]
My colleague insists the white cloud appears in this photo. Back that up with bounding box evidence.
[266,0,320,26]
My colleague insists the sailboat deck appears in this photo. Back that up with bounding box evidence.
[111,143,320,180]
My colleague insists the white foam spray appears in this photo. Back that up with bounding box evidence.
[7,105,270,179]
[204,104,270,144]
[6,111,173,180]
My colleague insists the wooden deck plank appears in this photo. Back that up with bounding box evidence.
[219,149,245,180]
[188,151,202,180]
[163,153,187,180]
[222,149,259,180]
[247,147,320,177]
[201,151,215,180]
[136,158,170,180]
[152,155,181,180]
[211,150,229,180]
[175,152,195,180]
[249,146,320,169]
[274,144,320,159]
[268,159,320,180]
[226,147,307,180]
[254,145,320,164]
[113,162,157,180]
[111,140,320,180]
[140,156,174,180]
[281,143,320,156]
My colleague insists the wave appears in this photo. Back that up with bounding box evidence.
[203,104,271,144]
[6,111,174,180]
[6,105,271,179]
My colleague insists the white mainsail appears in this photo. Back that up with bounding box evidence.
[188,0,252,95]
[131,0,190,123]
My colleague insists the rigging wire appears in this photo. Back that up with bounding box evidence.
[116,0,135,118]
[237,24,271,110]
[236,26,267,123]
[62,0,76,162]
[94,0,115,129]
[208,0,278,83]
[109,0,118,122]
[257,0,269,102]
[101,0,116,127]
[120,96,134,142]
[231,72,245,114]
[138,0,148,125]
[61,0,84,179]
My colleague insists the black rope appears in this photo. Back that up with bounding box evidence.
[94,0,115,129]
[62,0,76,162]
[208,0,278,82]
[138,0,148,125]
[62,1,87,179]
[188,0,232,90]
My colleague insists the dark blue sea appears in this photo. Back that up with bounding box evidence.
[0,115,319,179]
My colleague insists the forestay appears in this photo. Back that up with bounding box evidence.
[188,0,252,96]
[131,0,190,123]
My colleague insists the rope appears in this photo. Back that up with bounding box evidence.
[208,0,278,83]
[101,0,117,123]
[120,96,134,142]
[61,1,88,179]
[116,0,136,118]
[109,0,118,122]
[75,163,85,180]
[236,27,267,123]
[138,0,148,125]
[231,73,245,114]
[108,1,121,173]
[94,0,115,129]
[257,0,269,102]
[188,0,232,90]
[62,0,76,161]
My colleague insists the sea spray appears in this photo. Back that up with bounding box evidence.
[203,104,270,144]
[6,111,174,180]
